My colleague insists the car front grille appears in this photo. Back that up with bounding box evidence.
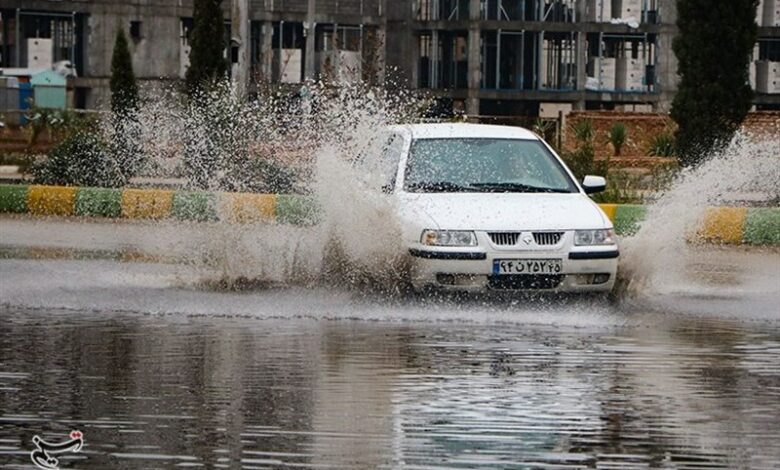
[488,274,565,290]
[488,232,564,246]
[533,232,563,246]
[488,232,521,246]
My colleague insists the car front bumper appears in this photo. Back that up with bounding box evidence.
[408,247,619,293]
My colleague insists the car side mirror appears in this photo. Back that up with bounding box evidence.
[582,175,606,194]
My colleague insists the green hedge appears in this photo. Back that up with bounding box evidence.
[0,184,28,213]
[75,187,122,218]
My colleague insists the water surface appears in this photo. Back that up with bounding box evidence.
[1,306,778,469]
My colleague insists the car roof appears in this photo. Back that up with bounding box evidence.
[388,123,540,140]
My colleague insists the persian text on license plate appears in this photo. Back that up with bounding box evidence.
[493,259,563,275]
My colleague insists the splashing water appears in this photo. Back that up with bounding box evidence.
[619,134,780,298]
[101,80,427,289]
[94,83,780,299]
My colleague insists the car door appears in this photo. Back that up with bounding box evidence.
[356,131,406,193]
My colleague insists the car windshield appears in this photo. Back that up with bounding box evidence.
[404,138,577,193]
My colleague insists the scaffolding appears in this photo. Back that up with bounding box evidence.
[419,30,468,89]
[416,0,468,21]
[482,0,577,22]
[480,30,576,91]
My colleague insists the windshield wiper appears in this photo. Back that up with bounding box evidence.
[469,182,572,193]
[406,181,473,193]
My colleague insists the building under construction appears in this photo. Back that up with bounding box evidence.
[1,0,779,117]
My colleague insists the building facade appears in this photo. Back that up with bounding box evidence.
[1,0,778,116]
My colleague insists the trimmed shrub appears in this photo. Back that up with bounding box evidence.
[32,133,126,188]
[222,158,299,194]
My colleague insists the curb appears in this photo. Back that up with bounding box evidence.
[1,184,778,245]
[0,183,320,227]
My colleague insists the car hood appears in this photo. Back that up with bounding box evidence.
[397,192,609,231]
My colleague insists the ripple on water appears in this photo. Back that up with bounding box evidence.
[1,308,779,468]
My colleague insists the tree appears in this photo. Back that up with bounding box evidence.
[109,28,139,117]
[671,0,758,166]
[185,0,228,96]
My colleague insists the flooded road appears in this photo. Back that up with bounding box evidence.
[1,306,779,469]
[1,217,779,469]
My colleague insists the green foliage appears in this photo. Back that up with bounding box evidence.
[222,158,298,194]
[109,29,143,183]
[110,28,139,117]
[185,0,228,97]
[671,0,758,166]
[532,118,557,148]
[32,133,127,188]
[607,122,627,156]
[571,118,594,143]
[646,162,680,192]
[591,170,643,204]
[562,118,607,181]
[24,105,98,148]
[648,132,677,157]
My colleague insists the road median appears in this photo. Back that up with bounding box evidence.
[1,184,777,245]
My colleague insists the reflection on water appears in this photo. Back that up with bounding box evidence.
[1,308,779,469]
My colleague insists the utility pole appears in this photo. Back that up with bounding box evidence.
[231,0,250,96]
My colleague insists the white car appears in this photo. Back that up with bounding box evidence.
[357,123,618,293]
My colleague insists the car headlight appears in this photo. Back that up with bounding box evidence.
[574,229,616,246]
[421,230,477,247]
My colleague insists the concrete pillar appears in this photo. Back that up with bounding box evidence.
[374,26,387,85]
[575,31,587,110]
[655,0,678,112]
[375,0,388,85]
[231,0,250,96]
[304,0,317,80]
[574,1,590,110]
[260,21,273,82]
[466,0,481,116]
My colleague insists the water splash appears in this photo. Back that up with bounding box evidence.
[101,80,428,289]
[619,134,780,298]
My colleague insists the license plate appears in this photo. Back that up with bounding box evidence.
[493,259,563,275]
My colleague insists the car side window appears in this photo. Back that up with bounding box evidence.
[378,133,405,191]
[356,132,404,192]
